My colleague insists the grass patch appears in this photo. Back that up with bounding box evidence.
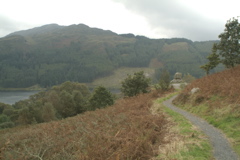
[90,67,155,89]
[175,96,240,157]
[173,65,240,158]
[152,93,213,159]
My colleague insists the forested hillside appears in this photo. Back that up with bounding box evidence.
[0,24,220,88]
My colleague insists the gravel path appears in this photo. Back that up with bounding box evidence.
[163,95,239,160]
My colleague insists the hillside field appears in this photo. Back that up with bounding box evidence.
[90,67,155,89]
[174,65,240,156]
[0,91,213,159]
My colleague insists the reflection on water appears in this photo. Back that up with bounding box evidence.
[0,91,39,105]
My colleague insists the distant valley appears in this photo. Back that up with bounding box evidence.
[0,23,222,88]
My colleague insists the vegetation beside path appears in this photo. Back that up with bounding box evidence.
[0,92,176,160]
[152,93,213,159]
[0,89,214,159]
[174,65,240,157]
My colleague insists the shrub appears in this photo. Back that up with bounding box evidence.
[158,69,170,91]
[0,114,10,123]
[0,93,169,160]
[121,71,151,97]
[89,86,114,110]
[0,121,14,129]
[12,81,91,125]
[173,92,190,105]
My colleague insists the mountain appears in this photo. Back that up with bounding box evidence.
[8,24,64,37]
[0,24,221,88]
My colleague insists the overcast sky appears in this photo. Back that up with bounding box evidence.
[0,0,239,41]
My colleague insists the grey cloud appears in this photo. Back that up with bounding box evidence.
[112,0,225,41]
[0,16,36,38]
[0,16,19,37]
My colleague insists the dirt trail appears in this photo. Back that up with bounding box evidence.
[163,95,239,160]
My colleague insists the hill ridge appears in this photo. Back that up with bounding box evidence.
[7,23,64,37]
[0,23,222,88]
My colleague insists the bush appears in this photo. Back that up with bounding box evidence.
[173,93,190,105]
[89,86,114,110]
[121,71,151,97]
[13,81,92,124]
[0,93,168,159]
[0,121,15,129]
[0,114,15,129]
[0,114,10,123]
[159,70,170,91]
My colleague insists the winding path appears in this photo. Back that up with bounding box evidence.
[163,95,239,160]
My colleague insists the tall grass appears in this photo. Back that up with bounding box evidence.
[152,93,213,160]
[174,65,240,156]
[183,65,240,102]
[0,93,169,160]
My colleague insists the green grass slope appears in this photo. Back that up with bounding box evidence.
[90,67,155,89]
[174,65,240,156]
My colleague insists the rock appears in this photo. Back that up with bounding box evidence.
[171,72,184,83]
[191,87,200,94]
[171,83,187,89]
[174,72,182,79]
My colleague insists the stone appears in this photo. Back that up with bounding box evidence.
[171,72,183,83]
[191,87,200,94]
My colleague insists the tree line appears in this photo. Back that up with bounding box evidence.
[0,25,219,89]
[0,69,176,129]
[201,17,240,74]
[0,81,115,129]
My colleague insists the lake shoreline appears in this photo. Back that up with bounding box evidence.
[0,91,40,105]
[0,87,45,92]
[0,88,43,91]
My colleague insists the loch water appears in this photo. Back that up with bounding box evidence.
[0,91,39,105]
